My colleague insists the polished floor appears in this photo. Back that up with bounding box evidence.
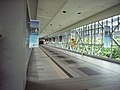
[26,45,120,90]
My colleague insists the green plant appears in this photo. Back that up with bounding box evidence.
[112,46,120,60]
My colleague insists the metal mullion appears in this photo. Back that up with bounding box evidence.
[84,25,87,52]
[110,16,120,48]
[78,28,81,52]
[101,20,104,44]
[118,15,120,31]
[84,44,88,52]
[95,44,104,55]
[111,22,120,33]
[82,26,84,53]
[76,30,80,45]
[94,23,96,54]
[110,18,113,59]
[83,26,85,43]
[83,25,88,53]
[66,32,68,49]
[98,22,104,29]
[110,36,120,47]
[91,24,93,54]
[74,29,78,51]
[98,21,99,34]
[79,28,83,52]
[111,16,120,34]
[88,25,90,54]
[88,25,90,44]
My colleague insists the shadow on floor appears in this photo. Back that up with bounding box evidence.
[25,80,88,90]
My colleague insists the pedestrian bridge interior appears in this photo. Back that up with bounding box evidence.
[0,0,120,90]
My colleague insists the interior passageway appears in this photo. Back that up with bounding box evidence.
[0,1,120,90]
[26,45,120,90]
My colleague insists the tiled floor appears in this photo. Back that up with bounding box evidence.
[26,45,120,90]
[27,48,69,82]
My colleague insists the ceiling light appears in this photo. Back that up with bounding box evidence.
[62,10,66,13]
[78,12,81,15]
[50,24,52,26]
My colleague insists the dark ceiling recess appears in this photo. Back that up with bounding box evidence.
[53,37,55,42]
[78,12,81,14]
[0,34,4,39]
[59,36,62,42]
[62,10,66,13]
[59,25,61,26]
[50,24,52,26]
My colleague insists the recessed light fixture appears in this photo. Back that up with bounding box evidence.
[50,24,52,26]
[59,25,61,26]
[78,12,81,15]
[0,34,4,39]
[62,10,66,13]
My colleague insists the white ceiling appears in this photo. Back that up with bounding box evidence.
[37,0,120,38]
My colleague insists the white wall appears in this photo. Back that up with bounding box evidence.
[0,0,30,90]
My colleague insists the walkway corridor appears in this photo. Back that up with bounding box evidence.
[26,45,120,90]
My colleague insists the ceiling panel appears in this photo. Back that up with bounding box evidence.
[37,0,68,32]
[37,0,120,37]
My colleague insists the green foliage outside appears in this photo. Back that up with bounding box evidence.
[99,47,111,58]
[114,35,120,44]
[112,46,120,60]
[50,32,120,61]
